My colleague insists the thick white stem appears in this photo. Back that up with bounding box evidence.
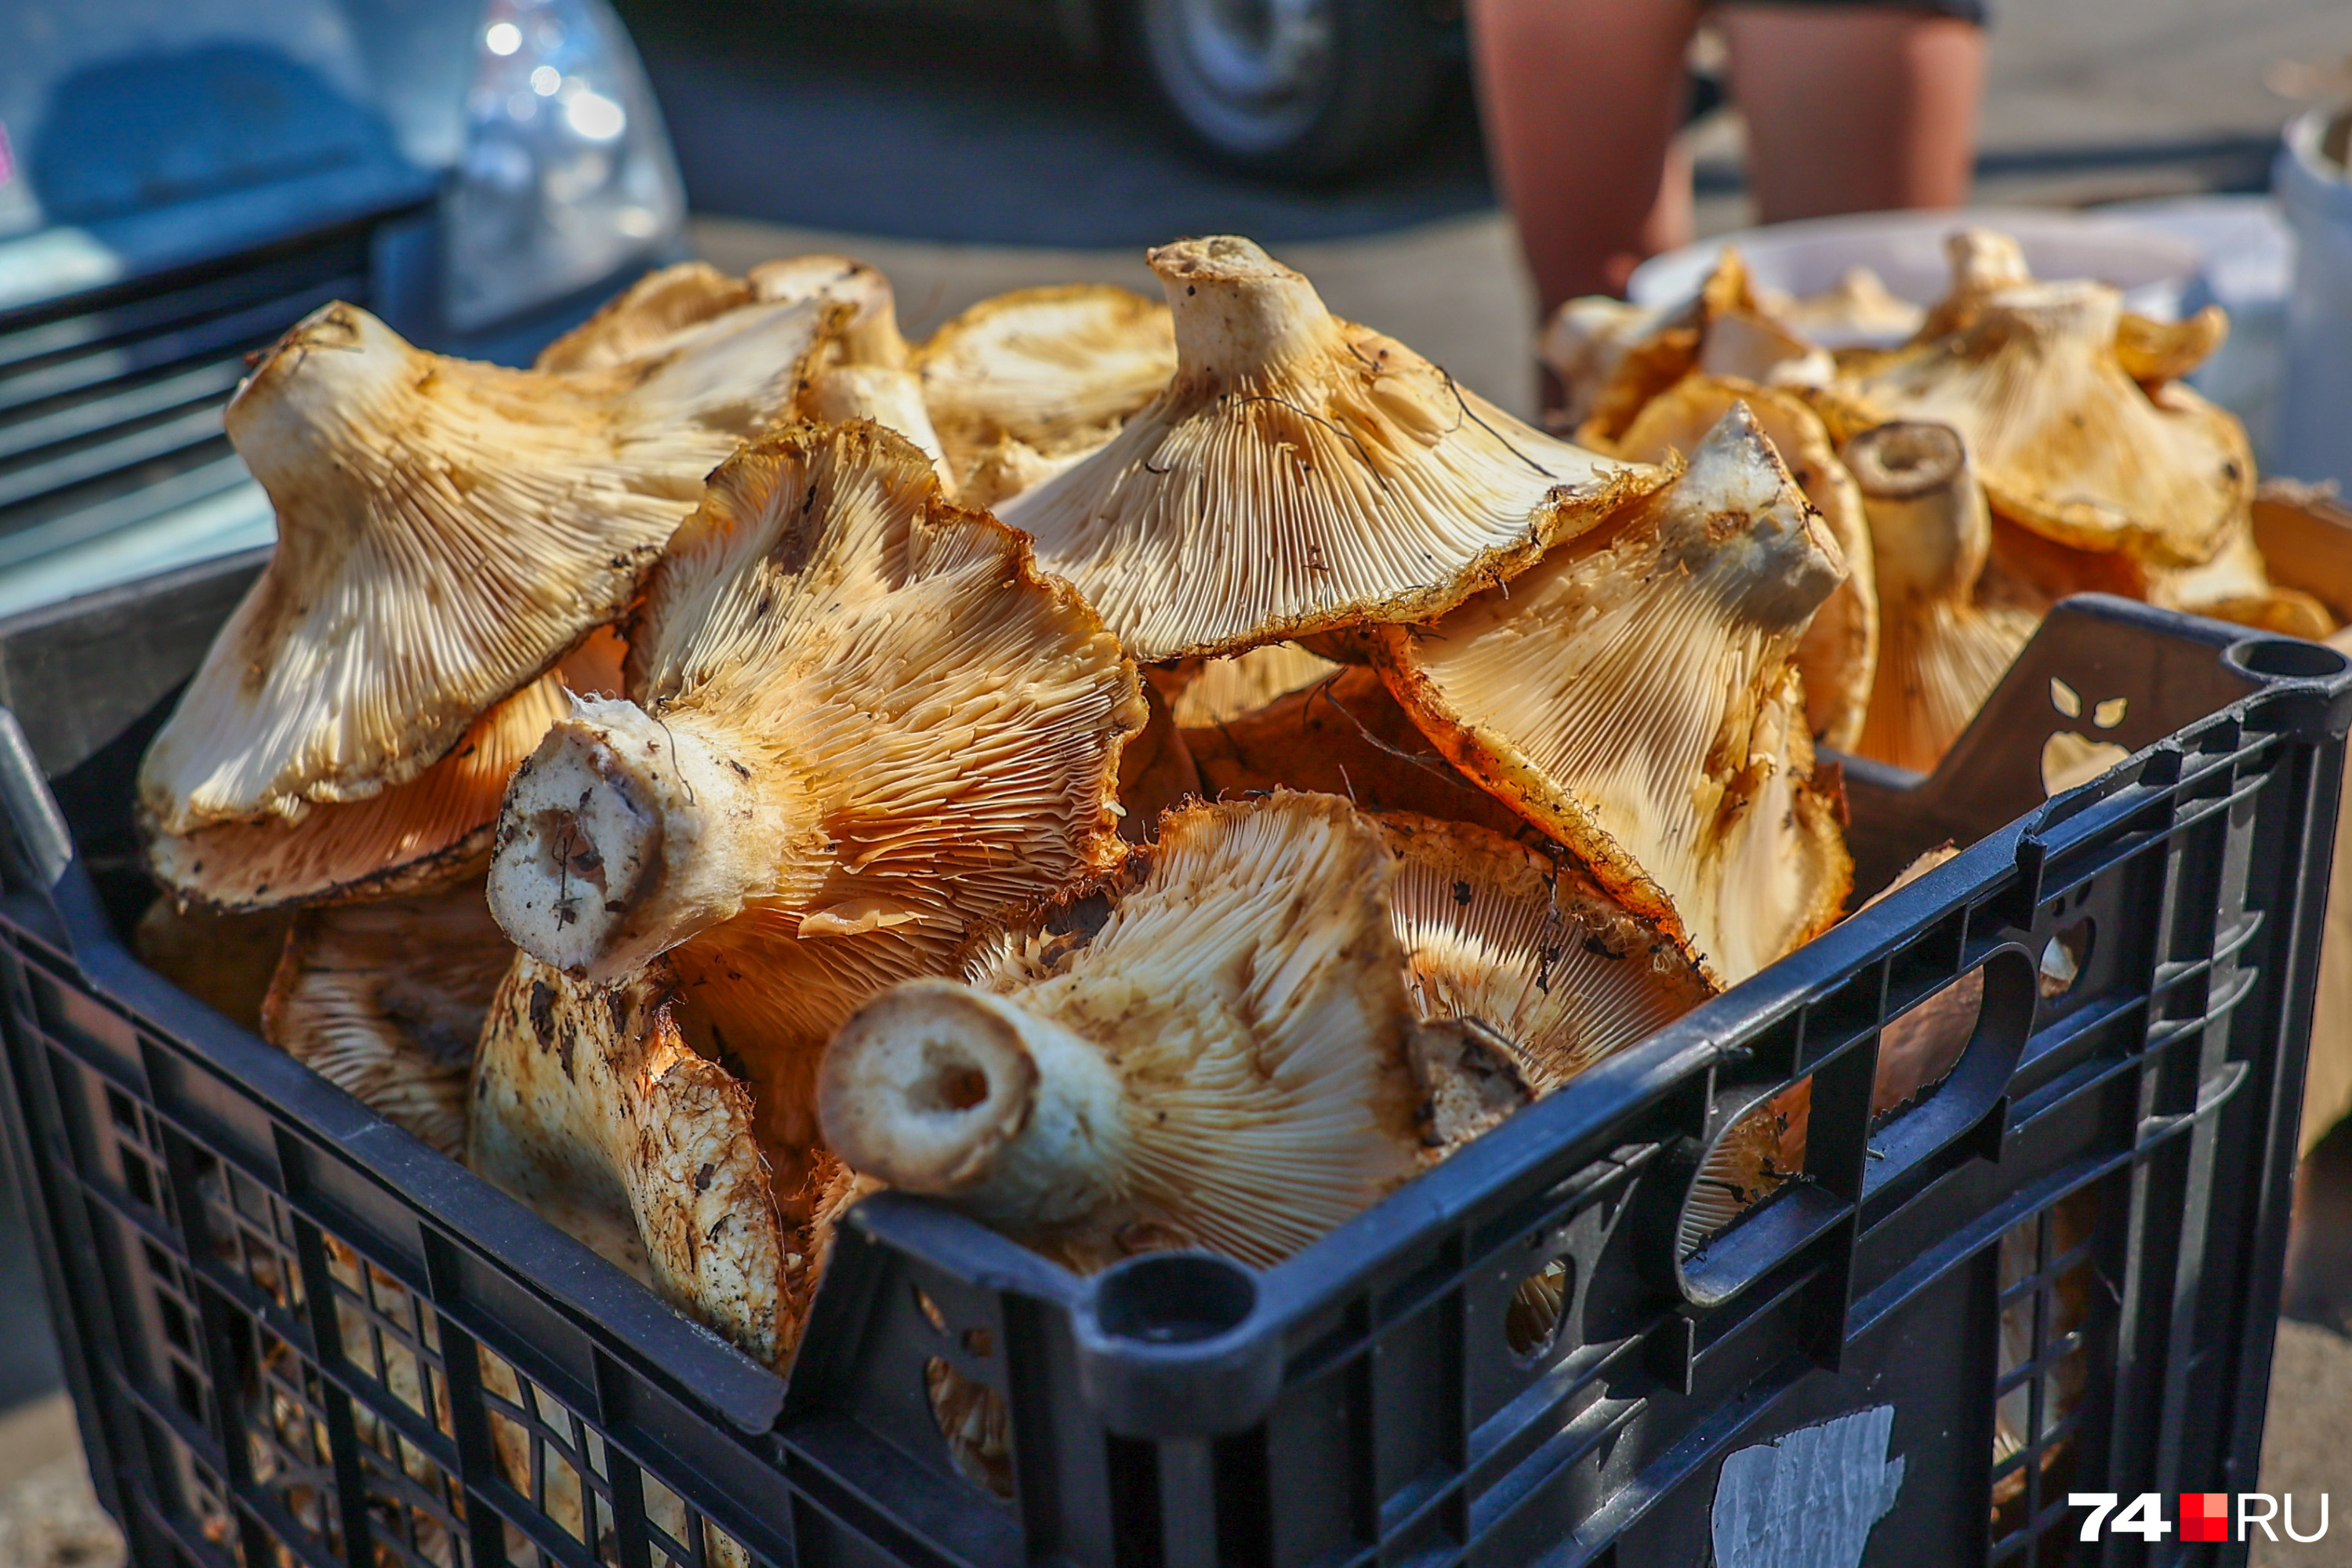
[1149,237,1336,384]
[1845,420,1986,601]
[487,695,769,980]
[819,978,1129,1228]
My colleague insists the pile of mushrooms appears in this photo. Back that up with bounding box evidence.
[1552,227,2328,776]
[126,223,2264,1435]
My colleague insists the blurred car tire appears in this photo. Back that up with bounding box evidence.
[1126,0,1443,180]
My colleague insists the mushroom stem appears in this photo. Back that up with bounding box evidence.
[820,979,1129,1228]
[1149,237,1337,384]
[488,696,796,980]
[1844,421,1984,601]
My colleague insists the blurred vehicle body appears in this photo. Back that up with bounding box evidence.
[945,0,1465,180]
[0,0,688,618]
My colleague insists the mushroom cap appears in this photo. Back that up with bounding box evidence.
[468,955,800,1368]
[1763,266,1926,348]
[534,260,755,372]
[1375,405,1854,985]
[1181,663,1541,843]
[1163,643,1344,729]
[823,792,1426,1269]
[260,882,513,1157]
[1578,248,1811,444]
[1538,295,1664,430]
[1610,375,1878,750]
[1828,240,2252,568]
[146,673,566,913]
[140,297,836,837]
[1846,422,2040,773]
[1000,236,1660,662]
[539,254,907,372]
[802,361,953,491]
[913,284,1178,494]
[1378,812,1714,1095]
[486,420,1143,1155]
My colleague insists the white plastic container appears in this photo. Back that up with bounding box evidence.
[2276,107,2352,487]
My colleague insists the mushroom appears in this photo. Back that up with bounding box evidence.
[801,361,955,492]
[469,954,820,1369]
[1826,231,2252,568]
[913,285,1178,500]
[539,252,907,373]
[1181,665,1541,843]
[999,236,1659,663]
[1162,643,1344,729]
[260,883,513,1156]
[1375,405,1853,985]
[1761,266,1926,348]
[1609,375,1877,750]
[1578,249,1832,445]
[1537,295,1664,430]
[1380,812,1713,1095]
[139,296,837,845]
[1844,422,2041,774]
[818,793,1427,1270]
[487,420,1144,1158]
[147,675,566,912]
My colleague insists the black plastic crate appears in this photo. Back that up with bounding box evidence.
[1,550,2346,1568]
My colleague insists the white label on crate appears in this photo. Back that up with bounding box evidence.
[1711,1405,1906,1568]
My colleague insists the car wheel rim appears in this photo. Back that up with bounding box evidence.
[1168,0,1333,111]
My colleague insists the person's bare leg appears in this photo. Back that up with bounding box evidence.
[1467,0,1705,312]
[1717,6,1986,223]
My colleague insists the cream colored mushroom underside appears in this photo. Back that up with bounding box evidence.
[146,298,830,833]
[1392,496,1838,982]
[1001,354,1643,662]
[1840,286,2247,565]
[967,797,1418,1266]
[917,287,1177,459]
[1859,597,2039,775]
[1387,846,1704,1094]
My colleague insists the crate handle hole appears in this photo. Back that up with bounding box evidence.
[1504,1256,1573,1361]
[2040,921,2092,999]
[926,1356,1013,1497]
[2229,637,2348,681]
[1091,1253,1254,1345]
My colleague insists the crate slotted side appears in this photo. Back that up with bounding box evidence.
[0,557,2343,1568]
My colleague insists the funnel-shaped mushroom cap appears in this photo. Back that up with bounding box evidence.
[1766,267,1925,347]
[1163,643,1343,729]
[1380,813,1713,1094]
[1612,376,1877,750]
[1830,244,2252,568]
[1181,665,1540,843]
[1000,237,1658,662]
[1578,249,1830,443]
[470,956,805,1367]
[260,884,512,1157]
[748,253,907,367]
[819,793,1425,1269]
[140,298,836,838]
[488,421,1143,1150]
[914,285,1178,495]
[1846,422,2042,773]
[1538,296,1665,430]
[802,362,953,489]
[535,261,755,372]
[540,253,907,372]
[1375,405,1853,985]
[147,674,567,912]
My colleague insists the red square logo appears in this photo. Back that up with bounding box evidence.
[2180,1493,2230,1543]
